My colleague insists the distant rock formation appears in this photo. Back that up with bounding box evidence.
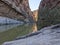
[32,10,38,22]
[2,24,60,45]
[0,0,33,23]
[37,0,60,29]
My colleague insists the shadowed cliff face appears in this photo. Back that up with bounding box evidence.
[0,0,33,23]
[37,0,60,30]
[39,0,60,9]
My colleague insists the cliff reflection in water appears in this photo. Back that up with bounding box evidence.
[32,23,37,32]
[0,23,38,45]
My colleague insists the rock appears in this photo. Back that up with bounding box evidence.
[32,10,38,22]
[0,16,24,24]
[37,0,60,29]
[2,24,60,45]
[0,0,33,23]
[39,0,60,9]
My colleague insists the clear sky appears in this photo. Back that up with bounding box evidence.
[29,0,41,11]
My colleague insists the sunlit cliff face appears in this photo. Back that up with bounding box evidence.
[33,10,38,22]
[32,23,37,32]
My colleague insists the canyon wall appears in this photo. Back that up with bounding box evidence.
[0,0,33,23]
[38,0,60,29]
[32,10,38,22]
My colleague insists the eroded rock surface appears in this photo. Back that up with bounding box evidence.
[37,0,60,29]
[0,0,33,22]
[0,16,23,24]
[2,24,60,45]
[39,0,60,9]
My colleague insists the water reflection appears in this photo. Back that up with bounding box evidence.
[32,23,37,32]
[0,23,38,33]
[0,23,38,45]
[0,23,37,32]
[0,24,21,32]
[0,24,32,45]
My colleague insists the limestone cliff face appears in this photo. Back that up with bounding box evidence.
[32,10,38,22]
[0,0,33,22]
[38,0,60,29]
[39,0,60,9]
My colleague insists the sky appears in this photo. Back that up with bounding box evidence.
[29,0,41,11]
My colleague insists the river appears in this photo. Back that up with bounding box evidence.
[0,23,38,45]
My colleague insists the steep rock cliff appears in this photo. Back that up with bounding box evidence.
[32,10,38,22]
[38,0,60,29]
[0,0,33,23]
